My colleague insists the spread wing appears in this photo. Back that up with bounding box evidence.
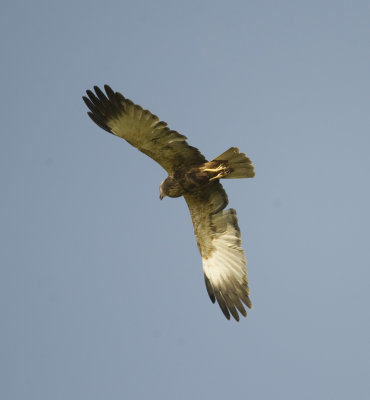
[83,85,206,174]
[185,183,252,321]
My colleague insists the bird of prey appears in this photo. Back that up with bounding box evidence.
[83,85,255,321]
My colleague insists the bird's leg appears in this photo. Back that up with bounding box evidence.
[202,164,231,181]
[202,164,225,173]
[200,162,232,181]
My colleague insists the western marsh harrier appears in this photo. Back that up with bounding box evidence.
[83,85,255,321]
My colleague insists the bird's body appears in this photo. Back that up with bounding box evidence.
[83,85,255,321]
[160,159,235,199]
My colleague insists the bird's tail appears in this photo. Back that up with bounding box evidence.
[213,147,255,179]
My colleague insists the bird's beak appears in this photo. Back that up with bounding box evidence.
[159,194,164,200]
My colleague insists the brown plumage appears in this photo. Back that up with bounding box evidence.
[83,85,255,321]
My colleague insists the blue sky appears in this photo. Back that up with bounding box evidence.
[1,0,369,399]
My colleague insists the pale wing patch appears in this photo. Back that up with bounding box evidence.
[203,224,245,285]
[202,209,252,321]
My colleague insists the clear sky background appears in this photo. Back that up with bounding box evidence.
[1,0,369,399]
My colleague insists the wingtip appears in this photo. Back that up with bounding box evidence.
[204,275,216,303]
[204,271,250,321]
[104,84,115,100]
[104,83,113,93]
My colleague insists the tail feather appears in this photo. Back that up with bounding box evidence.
[213,147,255,179]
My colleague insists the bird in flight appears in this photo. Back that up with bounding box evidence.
[83,85,255,321]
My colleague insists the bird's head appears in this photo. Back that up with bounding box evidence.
[159,177,183,200]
